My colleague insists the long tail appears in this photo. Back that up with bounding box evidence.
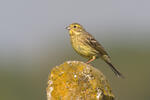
[102,55,124,78]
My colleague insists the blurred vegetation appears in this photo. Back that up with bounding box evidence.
[0,43,150,100]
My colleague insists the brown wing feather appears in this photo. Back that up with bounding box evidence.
[83,32,109,56]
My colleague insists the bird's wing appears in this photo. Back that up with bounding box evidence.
[83,32,109,56]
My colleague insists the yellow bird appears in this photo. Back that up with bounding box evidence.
[66,23,124,78]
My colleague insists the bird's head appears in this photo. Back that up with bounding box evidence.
[66,23,85,35]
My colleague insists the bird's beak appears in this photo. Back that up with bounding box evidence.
[65,26,70,30]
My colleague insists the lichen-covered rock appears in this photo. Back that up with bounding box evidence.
[47,61,115,100]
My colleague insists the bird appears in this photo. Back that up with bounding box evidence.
[65,23,124,78]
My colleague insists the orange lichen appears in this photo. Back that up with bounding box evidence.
[47,61,114,100]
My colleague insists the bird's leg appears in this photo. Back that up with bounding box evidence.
[86,56,96,64]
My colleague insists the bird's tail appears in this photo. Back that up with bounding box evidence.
[102,55,124,78]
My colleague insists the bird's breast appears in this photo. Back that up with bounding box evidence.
[70,36,99,58]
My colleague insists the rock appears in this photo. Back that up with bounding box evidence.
[47,61,115,100]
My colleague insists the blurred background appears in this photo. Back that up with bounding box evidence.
[0,0,150,100]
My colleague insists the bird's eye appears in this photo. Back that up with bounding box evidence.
[73,25,77,28]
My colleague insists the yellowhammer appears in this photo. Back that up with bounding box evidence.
[66,23,124,78]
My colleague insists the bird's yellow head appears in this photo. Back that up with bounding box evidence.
[66,23,85,35]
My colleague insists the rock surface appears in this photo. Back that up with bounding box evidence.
[47,61,114,100]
